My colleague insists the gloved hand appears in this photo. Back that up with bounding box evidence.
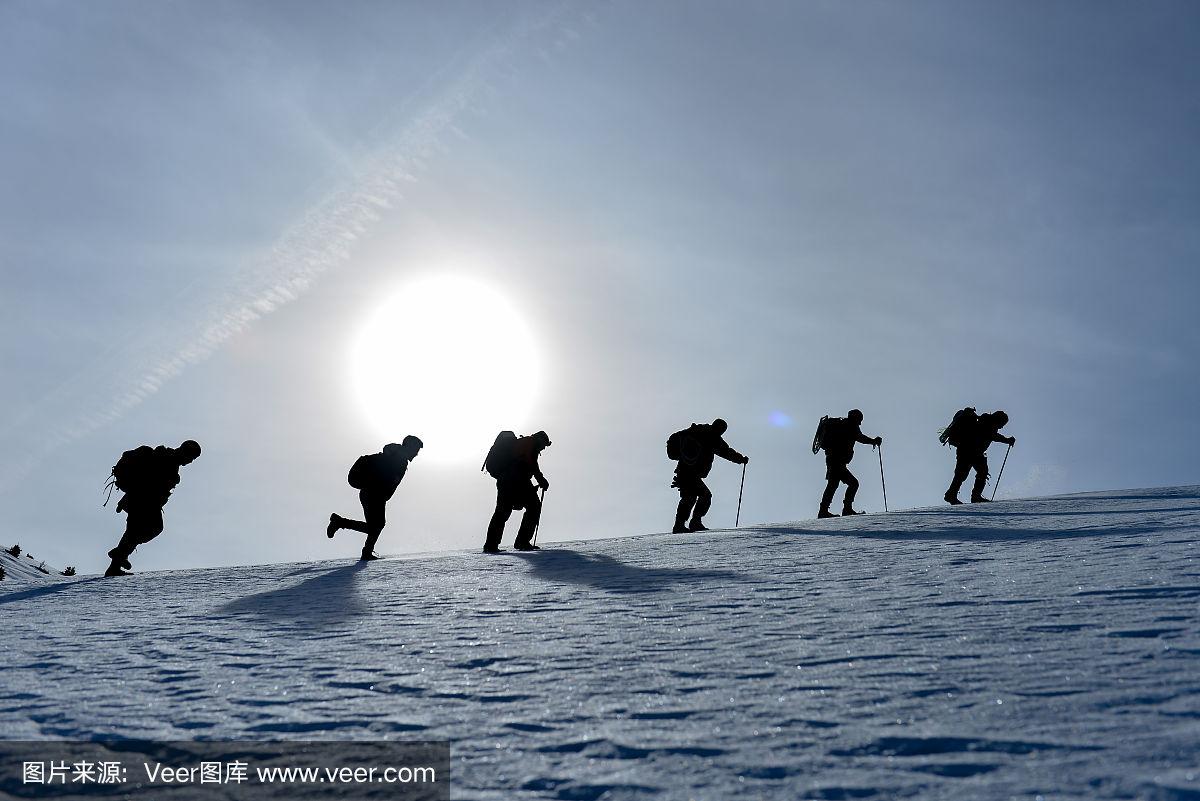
[1006,436,1016,446]
[538,478,550,490]
[874,437,883,446]
[741,455,750,465]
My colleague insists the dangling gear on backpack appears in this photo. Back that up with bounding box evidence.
[812,416,829,455]
[814,416,850,455]
[103,445,155,508]
[939,407,978,447]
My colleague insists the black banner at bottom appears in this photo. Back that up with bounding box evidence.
[0,741,449,800]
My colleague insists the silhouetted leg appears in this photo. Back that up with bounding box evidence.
[107,529,140,575]
[946,455,973,502]
[820,479,838,511]
[514,487,542,548]
[821,459,845,514]
[689,480,712,530]
[485,489,515,550]
[110,530,138,562]
[673,470,700,532]
[359,494,386,558]
[970,455,990,501]
[674,497,694,532]
[332,493,382,535]
[335,517,371,534]
[107,502,164,575]
[841,469,861,512]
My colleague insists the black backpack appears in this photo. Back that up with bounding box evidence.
[347,454,373,489]
[111,446,156,492]
[815,416,855,455]
[939,407,978,447]
[483,431,519,478]
[666,424,702,463]
[103,445,156,506]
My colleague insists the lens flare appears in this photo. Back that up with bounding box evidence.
[769,411,793,428]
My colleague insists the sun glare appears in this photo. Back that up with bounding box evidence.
[350,275,542,463]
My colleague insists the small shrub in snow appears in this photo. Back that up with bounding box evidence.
[0,565,5,581]
[36,561,49,574]
[62,566,76,577]
[5,544,19,558]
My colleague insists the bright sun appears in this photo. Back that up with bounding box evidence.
[350,275,542,463]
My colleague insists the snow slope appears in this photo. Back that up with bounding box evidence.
[0,547,62,588]
[2,487,1198,800]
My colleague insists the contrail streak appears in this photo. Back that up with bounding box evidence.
[0,2,592,488]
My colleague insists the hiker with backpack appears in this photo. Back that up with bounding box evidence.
[667,418,749,534]
[326,436,423,561]
[940,408,1015,504]
[104,439,201,577]
[483,430,551,553]
[812,409,882,518]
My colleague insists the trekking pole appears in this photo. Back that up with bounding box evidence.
[735,463,747,527]
[533,487,546,545]
[877,445,888,512]
[991,444,1012,501]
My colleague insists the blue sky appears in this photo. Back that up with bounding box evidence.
[2,1,1198,571]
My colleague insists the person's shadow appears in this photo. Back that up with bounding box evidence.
[514,549,747,594]
[0,576,105,605]
[217,562,369,627]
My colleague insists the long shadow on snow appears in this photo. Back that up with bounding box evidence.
[901,505,1200,519]
[0,576,106,606]
[514,549,748,594]
[1062,487,1200,502]
[755,520,1172,543]
[217,562,368,626]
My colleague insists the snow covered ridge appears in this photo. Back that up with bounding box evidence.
[0,546,70,587]
[2,486,1199,800]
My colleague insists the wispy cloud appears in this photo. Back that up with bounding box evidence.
[0,2,589,488]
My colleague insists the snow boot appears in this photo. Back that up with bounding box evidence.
[514,543,541,551]
[671,523,689,534]
[483,546,504,554]
[106,549,132,570]
[104,562,130,577]
[360,551,381,561]
[970,495,992,503]
[688,520,708,533]
[327,514,341,538]
[817,507,837,519]
[841,507,862,516]
[944,491,963,506]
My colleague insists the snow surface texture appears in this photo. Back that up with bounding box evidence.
[2,487,1198,800]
